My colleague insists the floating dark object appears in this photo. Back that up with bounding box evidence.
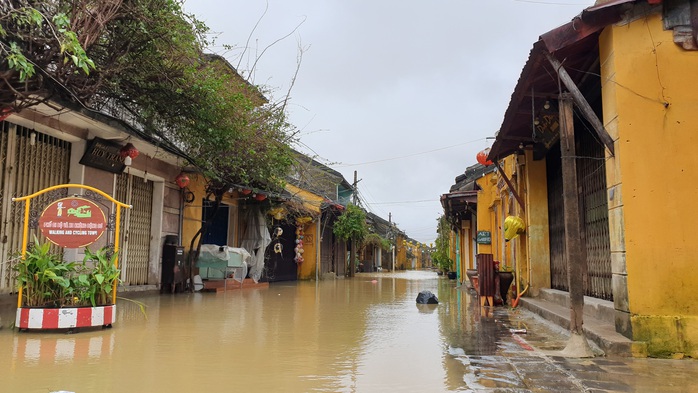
[416,290,439,304]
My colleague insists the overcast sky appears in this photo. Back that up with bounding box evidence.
[183,0,595,245]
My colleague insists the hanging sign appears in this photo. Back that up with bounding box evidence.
[39,197,107,248]
[476,231,491,245]
[79,138,126,174]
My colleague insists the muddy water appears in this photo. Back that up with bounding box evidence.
[0,271,504,392]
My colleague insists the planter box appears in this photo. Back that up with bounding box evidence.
[15,305,115,331]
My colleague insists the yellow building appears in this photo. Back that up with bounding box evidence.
[481,0,698,357]
[441,164,496,284]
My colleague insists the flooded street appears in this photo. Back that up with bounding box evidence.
[0,271,495,392]
[2,270,698,392]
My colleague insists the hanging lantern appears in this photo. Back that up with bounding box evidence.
[0,107,13,122]
[476,148,493,166]
[240,188,252,196]
[175,172,190,188]
[254,193,267,201]
[120,143,139,160]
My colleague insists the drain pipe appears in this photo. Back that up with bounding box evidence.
[316,217,321,282]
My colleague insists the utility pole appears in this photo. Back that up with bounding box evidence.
[350,170,359,277]
[352,171,358,205]
[389,213,395,272]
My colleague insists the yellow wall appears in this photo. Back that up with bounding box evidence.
[476,173,495,256]
[297,220,319,280]
[461,219,473,273]
[182,173,206,253]
[181,174,241,253]
[396,233,407,269]
[600,12,698,357]
[475,157,534,300]
[523,150,550,296]
[284,184,323,280]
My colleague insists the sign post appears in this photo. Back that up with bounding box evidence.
[13,184,131,308]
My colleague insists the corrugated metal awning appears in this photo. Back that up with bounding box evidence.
[488,1,638,161]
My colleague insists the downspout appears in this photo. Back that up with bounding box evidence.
[178,188,184,246]
[316,217,321,281]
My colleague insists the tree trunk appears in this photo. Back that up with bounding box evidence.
[349,239,356,277]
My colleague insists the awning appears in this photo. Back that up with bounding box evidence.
[440,190,478,221]
[488,1,636,161]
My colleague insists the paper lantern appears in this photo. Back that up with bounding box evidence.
[175,172,190,188]
[476,148,493,166]
[254,193,267,201]
[119,143,139,159]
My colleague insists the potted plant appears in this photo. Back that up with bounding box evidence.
[14,237,121,331]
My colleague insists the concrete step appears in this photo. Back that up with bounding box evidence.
[519,291,648,357]
[538,289,616,323]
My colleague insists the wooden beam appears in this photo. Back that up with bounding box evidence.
[546,52,615,156]
[559,93,588,336]
[492,160,525,214]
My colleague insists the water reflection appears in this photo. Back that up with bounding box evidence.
[13,332,115,365]
[0,271,507,393]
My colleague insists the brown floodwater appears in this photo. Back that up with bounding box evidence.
[0,271,502,393]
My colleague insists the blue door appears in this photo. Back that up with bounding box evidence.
[202,200,229,246]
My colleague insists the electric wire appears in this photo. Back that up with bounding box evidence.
[511,0,590,5]
[332,137,487,167]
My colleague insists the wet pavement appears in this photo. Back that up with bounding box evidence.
[0,270,697,392]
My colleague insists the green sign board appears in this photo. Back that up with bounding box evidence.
[476,231,491,245]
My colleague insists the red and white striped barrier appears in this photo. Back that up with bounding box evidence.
[15,305,115,330]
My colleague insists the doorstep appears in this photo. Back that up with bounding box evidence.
[519,289,648,357]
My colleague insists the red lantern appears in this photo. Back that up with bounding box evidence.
[240,188,252,196]
[175,172,190,189]
[254,193,267,201]
[476,148,493,166]
[119,143,139,159]
[0,107,13,122]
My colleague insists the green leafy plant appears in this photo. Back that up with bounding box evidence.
[333,204,368,276]
[14,238,120,308]
[433,215,454,273]
[333,205,368,242]
[83,246,121,307]
[13,237,74,307]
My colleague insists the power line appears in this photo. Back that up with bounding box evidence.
[511,0,590,5]
[333,137,487,167]
[370,199,435,205]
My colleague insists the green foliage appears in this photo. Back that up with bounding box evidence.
[363,233,391,251]
[81,246,121,307]
[88,0,294,190]
[333,205,368,242]
[14,237,121,308]
[0,6,95,83]
[1,0,294,190]
[433,215,453,272]
[13,237,74,307]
